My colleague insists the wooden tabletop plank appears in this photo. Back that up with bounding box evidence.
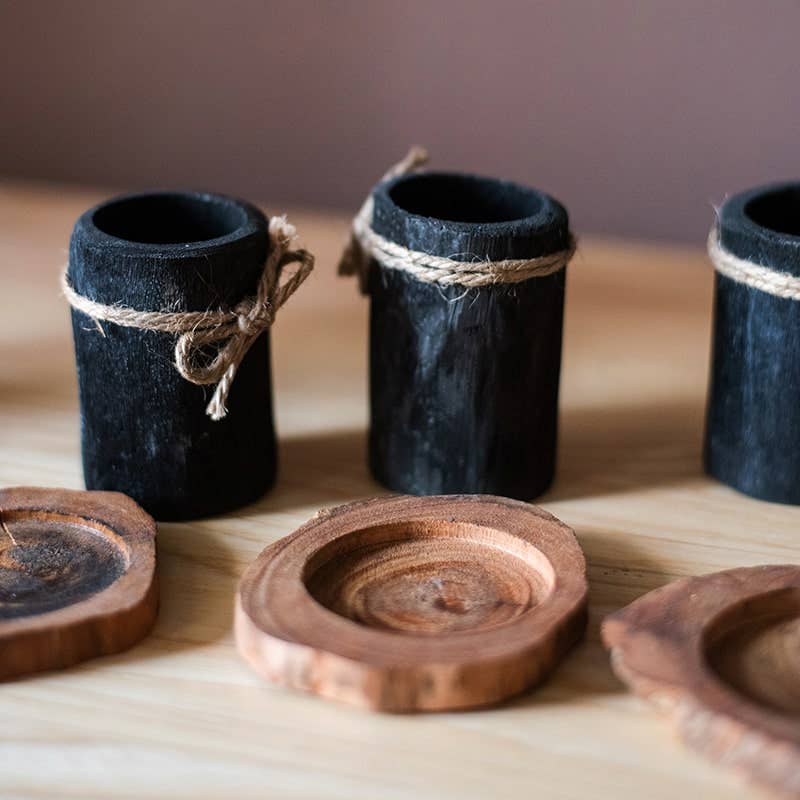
[2,180,796,799]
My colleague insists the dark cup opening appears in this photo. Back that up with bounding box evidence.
[92,193,247,245]
[373,172,569,261]
[745,186,800,238]
[719,182,800,276]
[388,173,544,225]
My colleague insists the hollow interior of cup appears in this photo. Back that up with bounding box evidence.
[704,587,800,716]
[744,186,800,237]
[92,193,247,244]
[389,174,543,224]
[302,520,554,636]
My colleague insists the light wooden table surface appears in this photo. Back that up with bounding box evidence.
[2,181,797,800]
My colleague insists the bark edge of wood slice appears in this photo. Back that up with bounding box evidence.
[0,486,158,680]
[602,564,800,799]
[235,494,588,712]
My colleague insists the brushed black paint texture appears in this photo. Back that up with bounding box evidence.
[68,191,275,520]
[705,182,800,504]
[366,172,571,499]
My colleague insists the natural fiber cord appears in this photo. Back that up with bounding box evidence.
[708,227,800,299]
[338,148,576,290]
[63,215,314,421]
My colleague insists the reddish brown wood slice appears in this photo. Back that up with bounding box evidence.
[0,486,158,679]
[236,494,588,712]
[602,565,800,799]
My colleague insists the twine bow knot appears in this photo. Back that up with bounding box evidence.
[62,214,314,421]
[175,216,312,419]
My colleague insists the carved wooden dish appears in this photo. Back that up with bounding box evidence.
[236,494,588,712]
[0,486,158,680]
[602,565,800,799]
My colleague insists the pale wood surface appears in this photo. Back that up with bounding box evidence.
[2,180,798,799]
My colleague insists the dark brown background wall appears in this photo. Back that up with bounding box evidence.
[2,1,798,241]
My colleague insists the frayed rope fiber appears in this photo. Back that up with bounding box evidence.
[338,147,576,290]
[62,215,314,421]
[708,226,800,299]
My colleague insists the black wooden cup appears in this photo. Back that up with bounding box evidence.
[68,192,275,520]
[366,172,571,499]
[706,182,800,504]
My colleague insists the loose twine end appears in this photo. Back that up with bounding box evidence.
[337,146,430,291]
[62,214,314,421]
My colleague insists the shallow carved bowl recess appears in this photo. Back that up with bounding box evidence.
[303,520,556,636]
[0,486,158,681]
[0,512,130,620]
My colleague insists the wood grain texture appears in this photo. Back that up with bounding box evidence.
[236,495,587,711]
[0,486,158,680]
[602,565,800,798]
[2,179,795,799]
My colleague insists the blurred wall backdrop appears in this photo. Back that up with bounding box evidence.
[1,0,798,242]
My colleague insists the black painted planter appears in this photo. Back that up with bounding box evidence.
[705,182,800,504]
[68,192,275,520]
[367,172,571,499]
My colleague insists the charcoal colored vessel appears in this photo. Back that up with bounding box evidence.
[68,191,275,520]
[706,182,800,504]
[365,171,571,499]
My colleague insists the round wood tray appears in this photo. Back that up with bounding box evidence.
[0,486,158,679]
[602,565,800,799]
[236,494,588,712]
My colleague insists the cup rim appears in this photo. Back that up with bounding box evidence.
[73,190,267,258]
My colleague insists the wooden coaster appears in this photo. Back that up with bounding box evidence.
[0,486,158,680]
[602,565,800,799]
[236,495,588,712]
